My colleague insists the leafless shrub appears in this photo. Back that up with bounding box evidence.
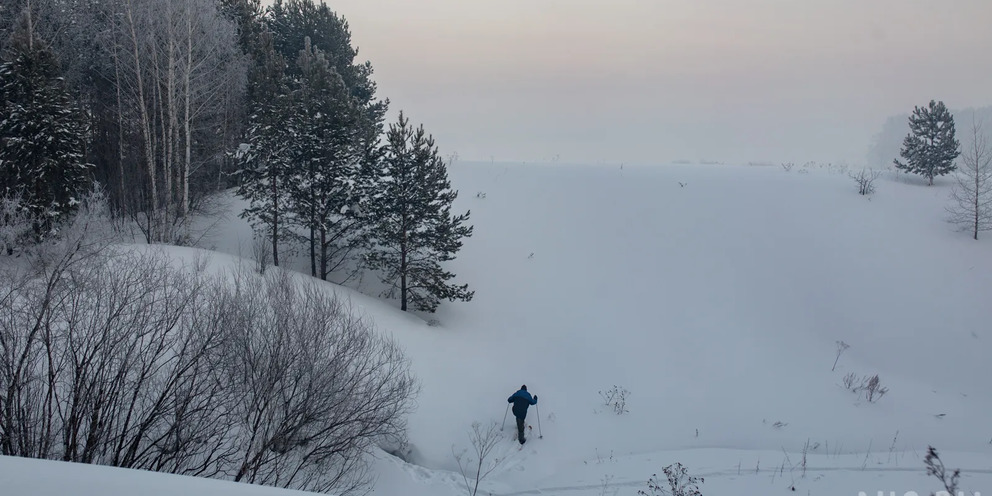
[222,268,418,494]
[593,448,616,465]
[599,474,620,496]
[842,372,888,403]
[0,243,417,494]
[476,192,486,199]
[0,248,219,467]
[863,374,888,403]
[850,168,882,195]
[843,372,861,392]
[924,446,960,496]
[599,385,630,415]
[452,421,506,496]
[638,463,704,496]
[781,162,795,172]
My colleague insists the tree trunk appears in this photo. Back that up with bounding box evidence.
[320,224,327,280]
[182,0,193,238]
[25,0,33,50]
[165,2,178,241]
[124,0,158,243]
[270,163,279,267]
[309,185,316,277]
[400,231,407,312]
[112,25,127,216]
[975,152,981,240]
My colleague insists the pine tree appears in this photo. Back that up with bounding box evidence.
[234,49,294,267]
[895,100,960,185]
[288,37,364,281]
[365,112,474,313]
[0,23,91,232]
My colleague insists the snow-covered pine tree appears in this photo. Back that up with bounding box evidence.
[365,112,474,313]
[289,37,364,281]
[895,100,961,185]
[235,39,294,267]
[0,22,91,232]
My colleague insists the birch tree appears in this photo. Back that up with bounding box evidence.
[947,119,992,239]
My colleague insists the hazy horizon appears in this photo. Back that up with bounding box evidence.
[267,0,992,165]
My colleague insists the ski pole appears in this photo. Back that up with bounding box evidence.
[501,403,509,430]
[536,403,543,439]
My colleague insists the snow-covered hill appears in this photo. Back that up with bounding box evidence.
[6,161,992,496]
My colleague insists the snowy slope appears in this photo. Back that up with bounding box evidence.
[412,162,992,495]
[9,161,992,496]
[0,454,307,496]
[201,161,992,495]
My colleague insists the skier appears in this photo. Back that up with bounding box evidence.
[507,385,538,444]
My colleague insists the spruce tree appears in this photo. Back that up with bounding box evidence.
[895,100,961,185]
[365,112,474,312]
[0,27,91,231]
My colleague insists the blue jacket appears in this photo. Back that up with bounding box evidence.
[508,389,537,419]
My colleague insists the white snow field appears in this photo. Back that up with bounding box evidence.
[5,161,992,496]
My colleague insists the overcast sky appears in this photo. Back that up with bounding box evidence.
[282,0,992,165]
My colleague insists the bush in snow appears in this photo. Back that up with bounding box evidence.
[862,374,888,402]
[0,242,417,495]
[842,372,888,403]
[452,421,505,496]
[599,385,630,415]
[638,463,704,496]
[842,372,861,391]
[850,168,882,195]
[599,474,620,496]
[924,446,960,496]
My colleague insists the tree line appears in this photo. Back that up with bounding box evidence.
[0,0,472,312]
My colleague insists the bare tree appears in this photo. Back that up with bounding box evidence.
[110,0,246,243]
[947,118,992,240]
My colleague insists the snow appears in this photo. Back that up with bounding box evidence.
[6,161,992,496]
[0,454,306,496]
